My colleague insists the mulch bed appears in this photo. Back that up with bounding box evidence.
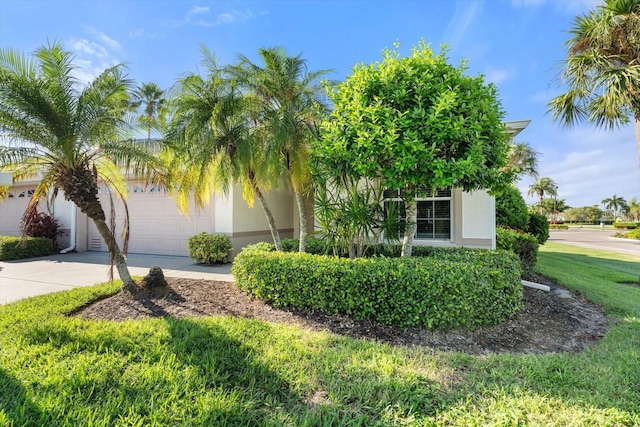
[76,274,608,355]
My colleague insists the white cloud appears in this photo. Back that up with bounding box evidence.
[485,68,513,84]
[129,28,157,39]
[517,124,639,207]
[168,6,253,28]
[188,5,210,16]
[67,31,122,84]
[444,0,482,49]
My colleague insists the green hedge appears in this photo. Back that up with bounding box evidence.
[233,245,522,329]
[187,232,232,264]
[613,222,638,230]
[496,227,538,279]
[495,185,529,230]
[0,235,54,261]
[548,224,569,230]
[527,213,549,244]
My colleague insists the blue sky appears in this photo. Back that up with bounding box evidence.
[1,0,638,208]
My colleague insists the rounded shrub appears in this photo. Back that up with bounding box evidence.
[232,244,523,330]
[495,185,529,230]
[527,213,549,245]
[187,232,232,264]
[496,227,538,279]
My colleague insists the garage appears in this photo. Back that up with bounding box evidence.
[0,185,36,237]
[87,182,216,256]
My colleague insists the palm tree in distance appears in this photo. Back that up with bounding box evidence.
[503,141,540,180]
[165,47,284,250]
[528,177,558,215]
[0,43,161,290]
[131,82,166,141]
[227,47,332,252]
[549,0,640,167]
[628,197,640,221]
[601,194,628,219]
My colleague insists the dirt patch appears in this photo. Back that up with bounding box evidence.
[76,275,607,355]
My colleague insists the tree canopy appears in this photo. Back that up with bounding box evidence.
[314,41,510,255]
[549,0,640,166]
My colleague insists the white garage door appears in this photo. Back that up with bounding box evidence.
[0,186,36,236]
[87,183,216,256]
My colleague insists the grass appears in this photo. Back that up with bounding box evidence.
[1,245,639,425]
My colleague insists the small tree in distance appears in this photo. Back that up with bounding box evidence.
[314,41,511,256]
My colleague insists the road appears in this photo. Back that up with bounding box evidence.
[548,228,640,257]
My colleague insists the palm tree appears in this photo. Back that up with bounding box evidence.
[228,47,331,252]
[528,177,558,215]
[601,194,628,218]
[0,43,159,290]
[549,0,640,167]
[628,196,640,221]
[503,141,540,180]
[165,48,284,250]
[130,82,166,141]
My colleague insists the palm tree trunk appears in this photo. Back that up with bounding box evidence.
[539,191,544,215]
[295,191,307,252]
[91,216,135,290]
[401,197,417,257]
[635,113,639,171]
[250,179,282,251]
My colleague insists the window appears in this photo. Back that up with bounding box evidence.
[384,187,452,240]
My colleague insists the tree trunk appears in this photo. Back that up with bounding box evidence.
[295,191,307,252]
[58,166,135,290]
[253,183,282,251]
[635,113,640,172]
[539,191,544,215]
[401,198,417,257]
[91,216,135,290]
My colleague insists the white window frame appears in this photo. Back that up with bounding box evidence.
[384,187,452,241]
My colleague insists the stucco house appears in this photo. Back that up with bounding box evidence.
[0,120,529,257]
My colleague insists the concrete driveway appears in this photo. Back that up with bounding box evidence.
[548,228,640,256]
[0,251,233,305]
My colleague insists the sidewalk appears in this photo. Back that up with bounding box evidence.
[0,251,233,305]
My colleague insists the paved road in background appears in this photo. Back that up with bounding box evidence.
[548,228,640,257]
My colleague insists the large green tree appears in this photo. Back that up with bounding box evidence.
[315,41,510,256]
[228,47,331,252]
[0,43,159,290]
[165,49,284,250]
[527,177,558,215]
[549,0,640,166]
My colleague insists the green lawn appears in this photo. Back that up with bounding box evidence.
[1,244,639,426]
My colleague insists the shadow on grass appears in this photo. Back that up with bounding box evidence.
[165,317,303,424]
[0,366,48,425]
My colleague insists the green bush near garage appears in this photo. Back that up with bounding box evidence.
[0,235,54,261]
[232,244,522,329]
[187,232,233,264]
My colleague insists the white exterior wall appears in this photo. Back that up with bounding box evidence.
[51,192,76,249]
[461,190,495,242]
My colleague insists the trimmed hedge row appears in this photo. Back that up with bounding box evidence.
[0,235,54,261]
[613,222,638,230]
[232,245,522,329]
